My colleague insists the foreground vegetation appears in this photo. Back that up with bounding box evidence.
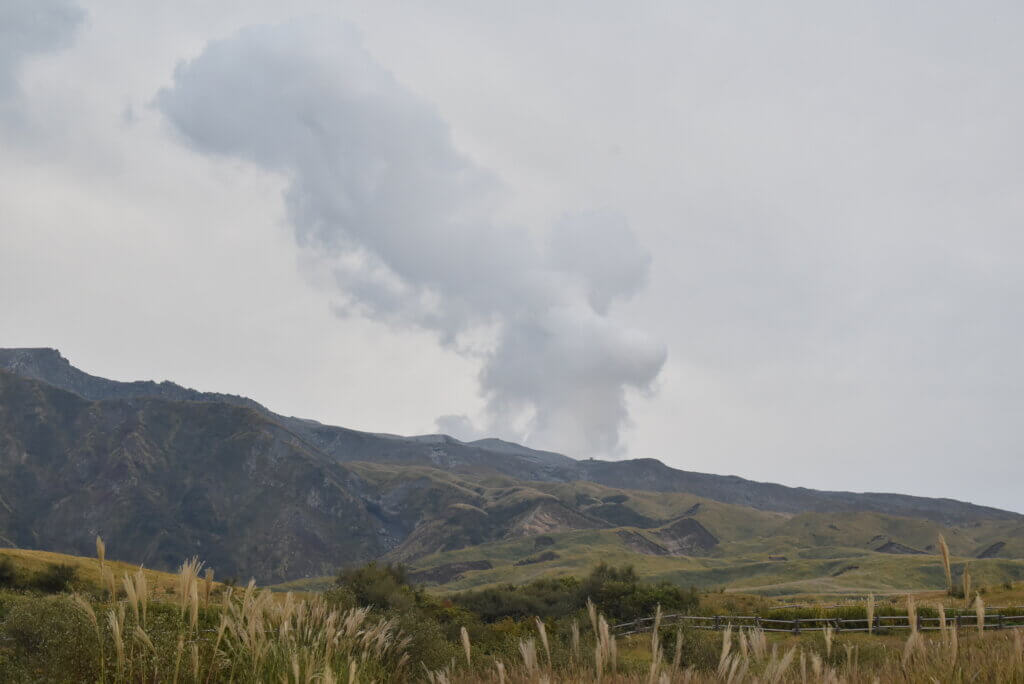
[2,541,1024,682]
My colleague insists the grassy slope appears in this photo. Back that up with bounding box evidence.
[273,465,1024,597]
[0,547,204,595]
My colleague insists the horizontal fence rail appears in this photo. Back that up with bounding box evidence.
[613,612,1024,637]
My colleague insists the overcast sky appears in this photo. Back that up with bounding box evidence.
[3,1,1022,512]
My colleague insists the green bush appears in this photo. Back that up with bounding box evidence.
[450,563,699,623]
[30,563,78,593]
[1,595,98,682]
[0,558,14,588]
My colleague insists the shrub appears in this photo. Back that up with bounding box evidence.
[1,595,98,681]
[0,557,15,588]
[31,563,78,593]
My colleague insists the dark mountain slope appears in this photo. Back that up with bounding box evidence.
[4,348,1020,525]
[0,370,390,582]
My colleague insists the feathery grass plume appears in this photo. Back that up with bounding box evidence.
[764,645,797,684]
[108,607,126,681]
[800,651,806,683]
[102,566,117,603]
[134,567,148,627]
[749,628,767,660]
[96,535,105,571]
[949,621,959,665]
[717,624,733,677]
[535,616,551,668]
[866,594,875,635]
[906,594,918,634]
[1014,629,1023,664]
[460,626,471,667]
[519,638,538,678]
[902,631,924,668]
[123,571,140,625]
[823,623,834,658]
[937,602,949,647]
[189,579,200,631]
[811,652,822,678]
[495,660,506,684]
[348,660,358,684]
[587,598,599,636]
[647,605,663,684]
[204,567,214,606]
[975,593,985,635]
[172,634,184,684]
[938,534,953,593]
[191,641,200,681]
[73,593,105,680]
[570,620,580,662]
[963,563,972,608]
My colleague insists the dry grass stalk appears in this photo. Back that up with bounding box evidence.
[535,616,551,668]
[717,624,733,678]
[866,593,875,635]
[936,602,948,647]
[906,594,918,634]
[647,605,663,684]
[204,567,214,606]
[570,620,580,662]
[672,627,684,674]
[963,563,972,608]
[96,535,105,572]
[108,607,126,680]
[938,534,953,593]
[975,593,986,635]
[823,623,834,657]
[460,626,472,667]
[172,634,184,684]
[519,638,537,678]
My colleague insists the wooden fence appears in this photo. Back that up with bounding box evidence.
[614,611,1024,637]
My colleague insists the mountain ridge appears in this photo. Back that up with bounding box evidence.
[1,347,1021,588]
[2,347,1014,524]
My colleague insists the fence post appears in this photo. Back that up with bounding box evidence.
[755,616,761,630]
[793,618,800,635]
[998,614,1004,630]
[874,615,880,632]
[956,613,962,631]
[714,615,720,631]
[834,617,841,633]
[916,613,923,632]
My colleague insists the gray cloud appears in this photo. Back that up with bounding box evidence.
[156,21,665,458]
[0,0,84,110]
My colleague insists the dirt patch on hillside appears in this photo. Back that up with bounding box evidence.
[874,541,926,555]
[514,551,560,566]
[978,541,1006,558]
[616,530,669,556]
[408,560,493,584]
[653,518,719,555]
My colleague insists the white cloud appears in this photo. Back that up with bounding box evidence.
[156,20,665,458]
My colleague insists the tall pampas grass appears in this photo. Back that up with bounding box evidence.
[963,563,972,608]
[907,594,918,634]
[938,534,953,594]
[96,535,105,572]
[975,594,986,635]
[866,594,875,635]
[535,616,551,668]
[460,626,471,667]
